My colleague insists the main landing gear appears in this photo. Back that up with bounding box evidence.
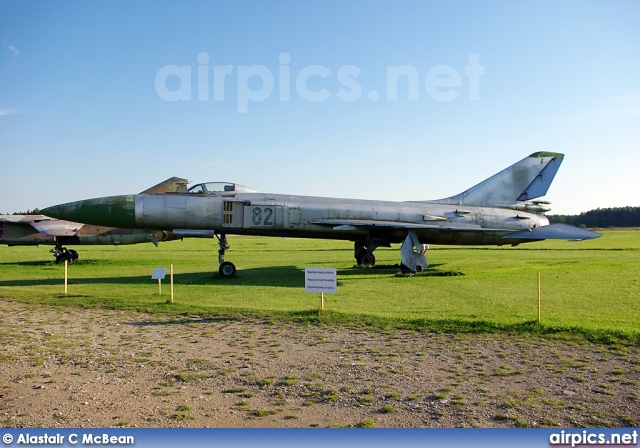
[354,238,390,267]
[51,246,79,264]
[215,232,428,277]
[216,233,236,278]
[400,230,429,274]
[355,233,429,274]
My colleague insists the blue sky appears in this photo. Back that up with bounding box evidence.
[1,0,638,215]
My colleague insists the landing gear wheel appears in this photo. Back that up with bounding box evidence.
[219,261,236,278]
[55,248,76,264]
[362,253,376,266]
[356,251,376,266]
[399,264,411,274]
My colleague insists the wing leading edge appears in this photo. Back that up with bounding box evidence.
[313,219,602,241]
[313,219,501,232]
[501,223,602,241]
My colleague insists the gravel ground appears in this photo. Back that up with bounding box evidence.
[0,300,638,428]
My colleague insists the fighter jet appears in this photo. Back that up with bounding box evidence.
[42,152,601,277]
[2,177,195,263]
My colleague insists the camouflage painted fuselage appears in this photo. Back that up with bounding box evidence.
[0,215,171,247]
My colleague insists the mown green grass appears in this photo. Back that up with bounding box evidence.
[1,230,638,344]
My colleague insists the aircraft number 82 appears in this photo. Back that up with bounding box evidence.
[251,206,274,226]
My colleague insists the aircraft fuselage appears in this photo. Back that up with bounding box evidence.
[129,192,547,246]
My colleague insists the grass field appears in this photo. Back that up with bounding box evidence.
[1,230,638,344]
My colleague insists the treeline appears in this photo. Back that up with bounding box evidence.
[8,209,41,215]
[548,206,640,228]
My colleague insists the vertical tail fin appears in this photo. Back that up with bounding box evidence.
[430,152,564,208]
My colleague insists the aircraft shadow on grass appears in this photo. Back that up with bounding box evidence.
[0,266,304,288]
[1,260,59,267]
[338,263,463,277]
[0,263,463,289]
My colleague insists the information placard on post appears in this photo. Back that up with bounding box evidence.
[151,268,167,280]
[152,268,167,295]
[305,268,337,294]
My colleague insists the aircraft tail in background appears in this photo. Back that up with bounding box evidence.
[140,177,189,194]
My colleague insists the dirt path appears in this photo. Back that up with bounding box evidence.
[0,300,637,428]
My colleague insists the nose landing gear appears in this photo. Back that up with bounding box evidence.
[216,233,236,278]
[51,246,79,264]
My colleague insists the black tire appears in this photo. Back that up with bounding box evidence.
[55,252,72,264]
[69,249,79,261]
[219,261,236,278]
[356,251,376,266]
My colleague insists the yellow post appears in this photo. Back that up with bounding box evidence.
[170,264,174,303]
[64,260,68,295]
[158,278,162,295]
[321,292,325,311]
[537,271,541,324]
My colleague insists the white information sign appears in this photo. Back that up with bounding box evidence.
[304,267,337,294]
[151,268,167,280]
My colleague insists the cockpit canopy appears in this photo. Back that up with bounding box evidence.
[185,182,259,195]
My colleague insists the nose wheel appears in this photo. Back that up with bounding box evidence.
[216,234,236,278]
[219,261,236,278]
[51,246,79,264]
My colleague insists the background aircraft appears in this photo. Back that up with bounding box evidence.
[0,214,186,263]
[2,177,193,263]
[42,153,602,276]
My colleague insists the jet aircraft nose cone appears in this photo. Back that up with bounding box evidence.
[42,195,136,229]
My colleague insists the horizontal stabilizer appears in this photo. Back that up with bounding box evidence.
[502,223,602,241]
